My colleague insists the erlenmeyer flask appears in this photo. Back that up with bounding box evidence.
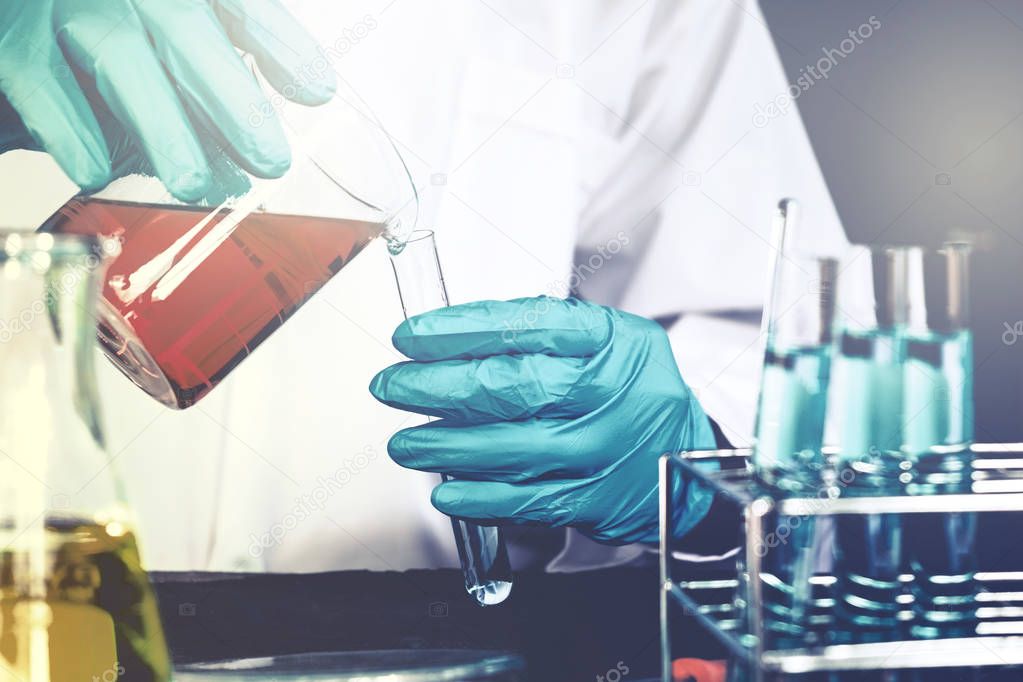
[0,231,170,681]
[40,60,418,409]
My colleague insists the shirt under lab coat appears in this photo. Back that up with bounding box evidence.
[0,0,846,572]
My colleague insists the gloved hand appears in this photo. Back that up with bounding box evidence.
[0,0,335,201]
[370,297,718,545]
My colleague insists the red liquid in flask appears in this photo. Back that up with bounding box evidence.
[42,198,383,408]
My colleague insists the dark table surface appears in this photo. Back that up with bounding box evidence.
[151,566,724,682]
[152,564,1023,682]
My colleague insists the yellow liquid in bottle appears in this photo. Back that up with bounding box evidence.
[0,518,170,682]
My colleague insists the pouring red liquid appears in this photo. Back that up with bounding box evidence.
[42,198,382,408]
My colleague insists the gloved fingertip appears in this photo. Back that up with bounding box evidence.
[239,123,293,179]
[166,169,212,203]
[248,144,292,179]
[289,72,337,106]
[430,484,458,515]
[386,430,418,468]
[391,318,418,354]
[65,138,112,192]
[73,162,112,193]
[368,369,388,401]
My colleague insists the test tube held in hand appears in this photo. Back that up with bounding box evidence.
[389,230,514,606]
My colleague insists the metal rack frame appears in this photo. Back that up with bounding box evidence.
[659,444,1023,682]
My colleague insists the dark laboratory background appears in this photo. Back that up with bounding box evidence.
[763,0,1023,585]
[764,0,1023,444]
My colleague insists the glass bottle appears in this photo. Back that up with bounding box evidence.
[0,231,170,681]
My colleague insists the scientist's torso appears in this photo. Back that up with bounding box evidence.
[3,0,844,571]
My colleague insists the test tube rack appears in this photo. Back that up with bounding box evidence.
[659,444,1023,682]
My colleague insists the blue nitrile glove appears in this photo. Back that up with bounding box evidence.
[0,0,336,201]
[370,297,718,545]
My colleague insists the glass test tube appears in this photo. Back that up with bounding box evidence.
[903,243,974,463]
[753,199,838,492]
[902,243,976,639]
[829,246,911,645]
[389,231,514,606]
[751,199,838,649]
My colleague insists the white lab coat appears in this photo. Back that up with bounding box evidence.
[0,0,844,572]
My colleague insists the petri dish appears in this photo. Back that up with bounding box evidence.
[176,649,526,682]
